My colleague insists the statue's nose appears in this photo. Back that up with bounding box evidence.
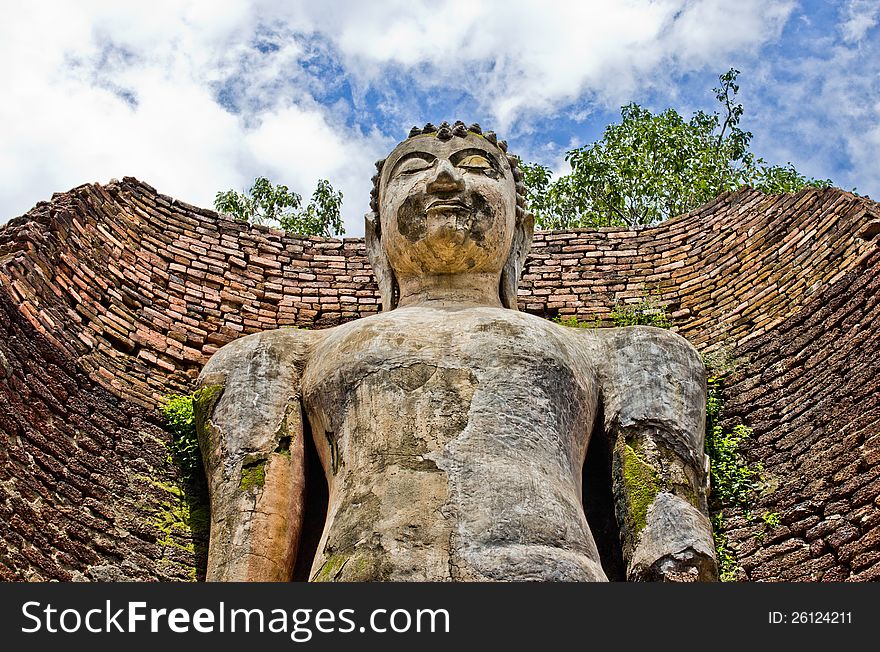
[426,160,465,194]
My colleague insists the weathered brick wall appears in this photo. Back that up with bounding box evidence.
[1,176,878,581]
[0,288,206,581]
[717,246,880,580]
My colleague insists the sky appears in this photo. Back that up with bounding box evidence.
[1,0,878,236]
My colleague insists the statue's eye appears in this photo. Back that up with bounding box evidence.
[457,154,493,172]
[397,158,434,175]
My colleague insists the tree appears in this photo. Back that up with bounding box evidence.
[214,176,344,236]
[522,70,833,230]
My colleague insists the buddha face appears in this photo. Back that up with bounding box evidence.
[378,133,517,278]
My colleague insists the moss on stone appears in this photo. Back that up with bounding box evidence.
[621,443,660,535]
[239,459,266,490]
[312,554,348,582]
[193,384,224,442]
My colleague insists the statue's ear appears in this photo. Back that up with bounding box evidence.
[500,211,534,310]
[365,211,398,311]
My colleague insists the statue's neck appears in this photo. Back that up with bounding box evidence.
[396,272,503,309]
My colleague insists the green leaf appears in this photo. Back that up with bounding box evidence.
[214,176,344,236]
[521,70,834,230]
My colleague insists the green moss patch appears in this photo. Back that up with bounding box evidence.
[621,443,660,535]
[312,554,349,582]
[239,459,267,490]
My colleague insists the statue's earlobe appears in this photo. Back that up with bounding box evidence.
[500,211,535,310]
[365,212,399,311]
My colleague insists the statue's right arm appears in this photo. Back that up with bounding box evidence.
[194,328,321,581]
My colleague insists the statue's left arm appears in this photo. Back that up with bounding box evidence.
[595,326,718,581]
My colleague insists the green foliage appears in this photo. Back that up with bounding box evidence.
[518,158,588,230]
[761,511,781,528]
[160,394,201,477]
[711,513,739,582]
[215,176,344,237]
[707,422,762,507]
[754,511,780,543]
[551,314,601,329]
[523,69,834,230]
[610,297,674,329]
[706,377,724,432]
[158,393,210,579]
[705,377,762,507]
[752,161,832,195]
[704,375,766,581]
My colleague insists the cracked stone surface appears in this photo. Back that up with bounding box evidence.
[195,126,717,582]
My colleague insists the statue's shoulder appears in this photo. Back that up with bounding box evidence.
[588,325,708,488]
[198,327,324,386]
[195,328,326,451]
[591,325,701,367]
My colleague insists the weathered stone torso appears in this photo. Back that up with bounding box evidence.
[193,126,715,584]
[301,306,606,581]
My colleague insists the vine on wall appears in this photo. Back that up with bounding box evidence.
[158,393,209,580]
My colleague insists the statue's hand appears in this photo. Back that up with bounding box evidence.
[627,492,719,582]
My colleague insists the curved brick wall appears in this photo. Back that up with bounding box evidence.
[1,176,878,581]
[0,288,206,581]
[718,246,880,580]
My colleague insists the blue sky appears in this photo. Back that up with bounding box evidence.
[1,1,878,235]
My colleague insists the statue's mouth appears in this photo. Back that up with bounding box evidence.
[426,197,469,212]
[396,190,490,245]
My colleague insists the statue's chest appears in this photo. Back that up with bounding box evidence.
[301,309,599,469]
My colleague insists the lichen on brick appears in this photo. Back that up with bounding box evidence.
[136,474,209,581]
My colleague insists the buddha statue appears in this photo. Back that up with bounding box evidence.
[194,121,718,582]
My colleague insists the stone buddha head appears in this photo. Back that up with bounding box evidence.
[366,121,534,310]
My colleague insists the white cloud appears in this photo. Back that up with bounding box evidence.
[292,0,794,133]
[0,1,389,234]
[840,0,880,43]
[747,32,880,200]
[0,0,806,235]
[275,0,796,130]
